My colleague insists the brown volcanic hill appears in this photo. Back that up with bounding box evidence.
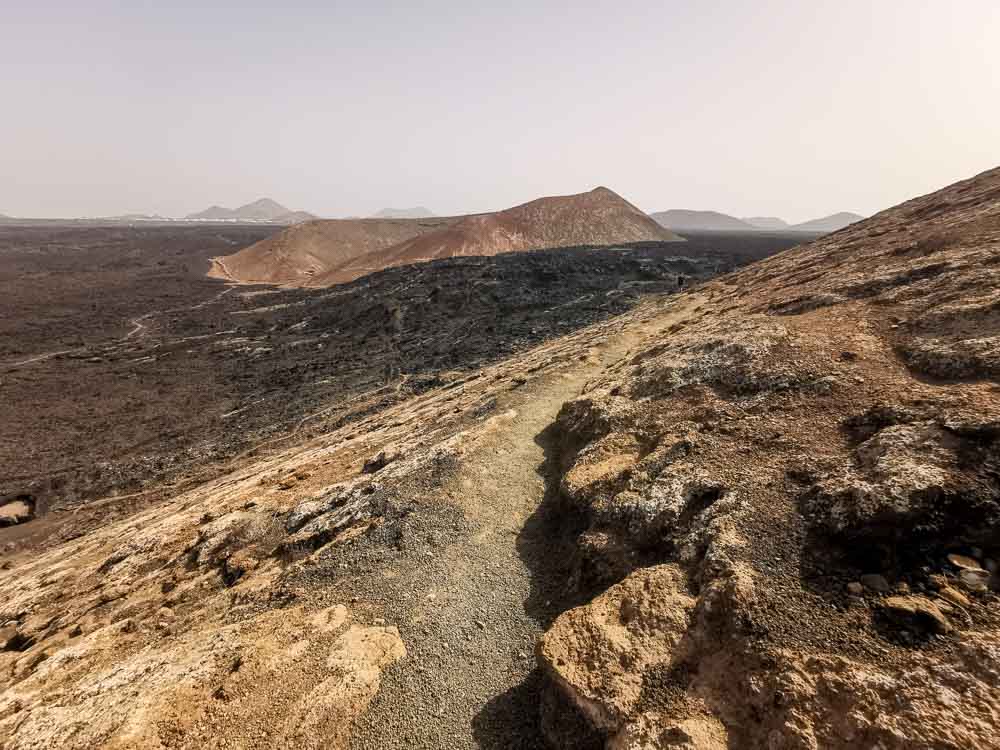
[208,216,457,285]
[317,187,681,286]
[211,187,681,287]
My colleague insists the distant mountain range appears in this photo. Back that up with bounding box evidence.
[109,213,171,222]
[0,199,316,224]
[372,207,436,219]
[742,216,789,230]
[651,209,865,234]
[649,210,755,232]
[0,200,868,235]
[787,212,866,232]
[185,198,315,224]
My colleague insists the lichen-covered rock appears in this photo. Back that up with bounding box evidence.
[800,419,1000,543]
[749,635,1000,749]
[902,334,1000,380]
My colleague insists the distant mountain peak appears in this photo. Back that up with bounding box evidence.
[242,197,287,212]
[651,208,866,235]
[185,198,315,224]
[742,216,789,230]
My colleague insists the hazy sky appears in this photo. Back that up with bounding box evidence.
[3,1,998,221]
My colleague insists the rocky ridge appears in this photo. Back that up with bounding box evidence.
[537,166,1000,747]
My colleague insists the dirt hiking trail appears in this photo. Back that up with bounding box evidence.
[349,296,705,749]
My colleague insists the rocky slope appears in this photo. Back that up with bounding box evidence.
[0,296,685,749]
[211,188,681,287]
[537,166,1000,747]
[4,242,720,515]
[1,167,997,749]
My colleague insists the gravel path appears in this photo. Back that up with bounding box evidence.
[347,310,683,749]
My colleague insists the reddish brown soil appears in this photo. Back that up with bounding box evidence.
[208,216,458,285]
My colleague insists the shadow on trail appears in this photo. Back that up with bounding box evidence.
[471,418,608,750]
[471,666,604,750]
[518,420,601,627]
[470,669,548,750]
